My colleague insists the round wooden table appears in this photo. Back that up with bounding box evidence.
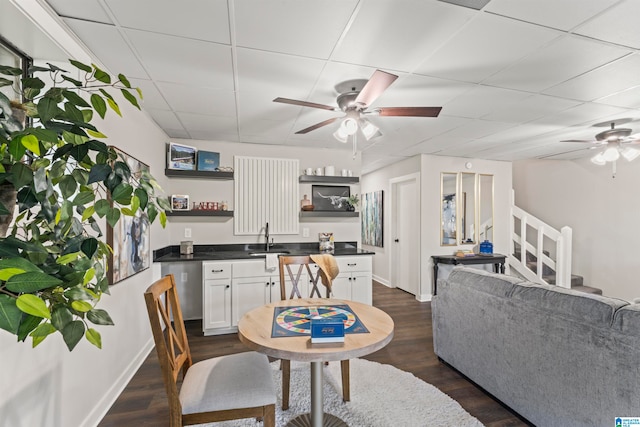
[238,298,394,427]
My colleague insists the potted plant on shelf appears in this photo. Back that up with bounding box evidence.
[347,194,359,211]
[0,60,171,351]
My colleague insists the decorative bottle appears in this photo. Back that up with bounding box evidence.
[300,194,311,209]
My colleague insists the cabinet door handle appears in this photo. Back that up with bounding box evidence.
[271,282,275,286]
[347,263,356,267]
[266,282,270,287]
[212,269,224,273]
[225,285,230,289]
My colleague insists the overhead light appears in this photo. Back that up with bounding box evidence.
[359,119,379,140]
[332,128,349,143]
[602,146,620,162]
[590,153,606,166]
[620,146,640,161]
[342,118,358,135]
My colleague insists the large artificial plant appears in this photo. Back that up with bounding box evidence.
[0,60,170,350]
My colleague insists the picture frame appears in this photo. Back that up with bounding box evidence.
[107,147,151,285]
[311,185,350,211]
[171,195,190,211]
[362,190,384,247]
[197,150,220,171]
[167,142,196,170]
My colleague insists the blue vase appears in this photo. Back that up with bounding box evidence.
[479,240,493,255]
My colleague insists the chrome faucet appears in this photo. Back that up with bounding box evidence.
[264,222,274,251]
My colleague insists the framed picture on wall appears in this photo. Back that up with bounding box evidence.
[107,147,151,285]
[312,185,350,211]
[171,194,190,210]
[167,142,196,170]
[362,190,383,247]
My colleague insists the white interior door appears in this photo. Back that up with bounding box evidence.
[391,175,420,295]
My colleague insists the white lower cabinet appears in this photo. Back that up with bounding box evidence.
[202,256,372,335]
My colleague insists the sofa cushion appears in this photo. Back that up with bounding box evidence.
[612,304,640,337]
[511,282,628,328]
[445,266,525,298]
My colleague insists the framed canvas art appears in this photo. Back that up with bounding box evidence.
[362,190,383,247]
[167,142,196,170]
[107,147,151,284]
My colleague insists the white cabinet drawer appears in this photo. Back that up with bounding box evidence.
[232,260,272,278]
[203,262,232,279]
[336,256,372,273]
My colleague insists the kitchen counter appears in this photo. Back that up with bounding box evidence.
[153,241,374,263]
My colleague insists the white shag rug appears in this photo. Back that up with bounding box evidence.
[202,358,484,427]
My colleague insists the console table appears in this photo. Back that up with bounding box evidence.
[431,254,506,295]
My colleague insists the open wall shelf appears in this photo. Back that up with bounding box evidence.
[300,211,359,218]
[165,169,234,180]
[166,210,233,217]
[299,175,359,184]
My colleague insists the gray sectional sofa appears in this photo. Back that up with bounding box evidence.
[432,266,640,427]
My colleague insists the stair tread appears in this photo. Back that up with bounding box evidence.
[571,285,603,295]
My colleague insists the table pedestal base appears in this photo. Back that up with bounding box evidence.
[286,413,347,427]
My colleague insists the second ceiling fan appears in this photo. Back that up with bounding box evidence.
[273,69,442,143]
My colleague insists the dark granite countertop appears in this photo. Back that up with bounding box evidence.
[153,241,374,263]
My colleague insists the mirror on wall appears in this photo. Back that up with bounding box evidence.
[441,173,457,246]
[460,173,477,245]
[478,174,494,243]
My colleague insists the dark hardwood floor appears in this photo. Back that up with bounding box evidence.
[99,282,530,427]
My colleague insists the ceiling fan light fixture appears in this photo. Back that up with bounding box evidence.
[341,118,358,136]
[333,128,348,143]
[590,152,606,165]
[359,119,379,140]
[602,146,620,162]
[620,146,640,161]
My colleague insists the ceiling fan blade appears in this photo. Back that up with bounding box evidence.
[560,139,598,143]
[295,117,340,134]
[273,97,336,111]
[376,106,442,117]
[354,70,398,108]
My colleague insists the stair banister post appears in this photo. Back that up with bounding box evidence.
[557,226,572,289]
[537,225,544,281]
[520,213,527,266]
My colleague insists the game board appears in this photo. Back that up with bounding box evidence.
[271,304,369,338]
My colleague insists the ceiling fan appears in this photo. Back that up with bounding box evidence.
[273,69,442,148]
[561,119,640,177]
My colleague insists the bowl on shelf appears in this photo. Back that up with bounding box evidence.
[301,205,315,211]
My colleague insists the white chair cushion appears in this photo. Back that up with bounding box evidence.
[180,351,276,415]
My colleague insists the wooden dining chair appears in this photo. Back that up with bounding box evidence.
[278,255,350,410]
[144,274,276,427]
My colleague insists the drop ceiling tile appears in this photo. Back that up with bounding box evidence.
[146,109,183,130]
[527,102,632,128]
[574,0,640,49]
[46,0,112,24]
[544,54,640,101]
[234,0,357,59]
[125,29,233,88]
[62,18,148,78]
[484,35,631,92]
[164,128,190,139]
[443,85,531,119]
[440,119,515,139]
[129,78,170,110]
[333,0,476,72]
[415,13,560,83]
[177,112,238,141]
[484,0,618,31]
[595,85,640,109]
[156,82,235,116]
[104,0,230,43]
[482,94,579,123]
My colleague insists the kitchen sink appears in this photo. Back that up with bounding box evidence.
[248,251,290,257]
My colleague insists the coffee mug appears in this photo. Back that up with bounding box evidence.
[315,167,324,176]
[305,167,313,175]
[325,166,335,176]
[341,169,348,177]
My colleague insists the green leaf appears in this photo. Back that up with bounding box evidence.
[0,267,26,281]
[0,77,13,87]
[6,271,64,293]
[87,163,112,184]
[16,294,50,319]
[58,175,77,199]
[83,268,95,285]
[51,306,73,331]
[135,87,143,99]
[0,257,43,273]
[63,90,90,107]
[37,97,60,123]
[56,252,79,265]
[86,129,107,139]
[9,138,27,163]
[120,88,140,109]
[81,205,95,221]
[121,207,135,216]
[72,190,95,206]
[160,211,167,228]
[61,75,83,87]
[0,65,22,76]
[117,73,131,88]
[10,162,33,189]
[30,127,58,143]
[107,98,121,117]
[135,188,148,210]
[81,238,98,258]
[93,65,111,84]
[69,59,92,73]
[17,314,42,342]
[87,308,114,326]
[33,167,47,194]
[62,320,84,351]
[106,208,121,228]
[86,328,102,349]
[147,203,158,224]
[22,77,46,90]
[94,199,110,217]
[64,102,84,122]
[30,322,56,337]
[90,94,106,119]
[0,295,21,334]
[71,300,92,313]
[20,134,40,155]
[111,182,133,204]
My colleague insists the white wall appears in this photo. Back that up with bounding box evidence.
[513,158,640,301]
[166,138,362,246]
[0,92,170,427]
[362,154,512,301]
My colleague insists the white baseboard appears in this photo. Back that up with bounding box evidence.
[81,337,156,427]
[372,274,392,287]
[417,293,432,302]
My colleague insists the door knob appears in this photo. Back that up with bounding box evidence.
[394,239,399,242]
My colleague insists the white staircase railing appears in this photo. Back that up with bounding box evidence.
[509,204,572,288]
